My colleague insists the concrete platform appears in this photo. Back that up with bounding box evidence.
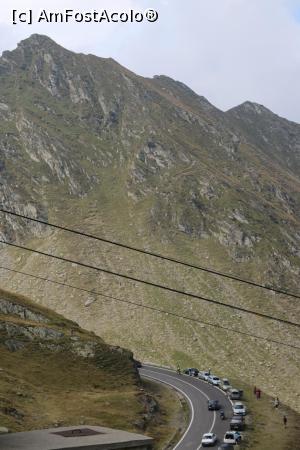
[0,425,154,449]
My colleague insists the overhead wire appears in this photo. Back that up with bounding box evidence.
[0,239,299,328]
[0,264,299,350]
[0,208,299,299]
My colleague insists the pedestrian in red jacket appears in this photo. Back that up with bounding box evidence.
[256,388,261,399]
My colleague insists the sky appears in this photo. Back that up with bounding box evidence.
[0,0,300,123]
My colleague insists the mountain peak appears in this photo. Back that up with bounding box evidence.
[228,101,274,117]
[1,34,71,63]
[19,33,58,47]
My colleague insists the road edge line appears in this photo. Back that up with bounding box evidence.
[141,373,195,450]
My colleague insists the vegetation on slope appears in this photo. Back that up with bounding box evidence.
[0,289,184,449]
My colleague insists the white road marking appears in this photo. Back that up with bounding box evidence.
[142,369,217,450]
[145,364,234,406]
[141,373,195,450]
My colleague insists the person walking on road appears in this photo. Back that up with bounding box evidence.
[274,397,279,408]
[283,415,287,427]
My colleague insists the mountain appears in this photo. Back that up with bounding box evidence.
[0,35,299,412]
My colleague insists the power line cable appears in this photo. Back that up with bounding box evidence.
[0,208,299,299]
[0,264,299,350]
[0,239,299,329]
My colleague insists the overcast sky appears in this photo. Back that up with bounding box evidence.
[1,0,300,122]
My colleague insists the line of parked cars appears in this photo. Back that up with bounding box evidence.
[201,431,242,448]
[183,368,248,447]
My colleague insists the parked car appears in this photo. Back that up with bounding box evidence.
[230,415,245,431]
[221,378,232,392]
[208,399,220,410]
[218,444,234,450]
[223,431,242,445]
[184,368,199,376]
[209,375,221,386]
[229,389,243,400]
[233,402,246,416]
[201,432,217,447]
[199,371,211,381]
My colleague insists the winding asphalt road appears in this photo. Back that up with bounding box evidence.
[140,365,233,449]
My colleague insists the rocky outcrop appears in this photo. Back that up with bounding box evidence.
[0,294,133,362]
[0,298,50,323]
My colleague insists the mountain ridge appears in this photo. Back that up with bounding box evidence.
[4,33,296,123]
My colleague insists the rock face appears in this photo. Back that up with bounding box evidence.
[0,34,299,266]
[0,298,50,323]
[0,35,300,412]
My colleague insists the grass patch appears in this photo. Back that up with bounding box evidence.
[227,378,300,450]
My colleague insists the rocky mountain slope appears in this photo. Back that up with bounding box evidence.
[0,35,299,412]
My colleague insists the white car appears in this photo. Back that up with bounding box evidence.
[221,378,232,391]
[229,389,242,400]
[199,371,210,381]
[201,432,217,447]
[209,375,221,386]
[223,431,242,445]
[233,402,246,416]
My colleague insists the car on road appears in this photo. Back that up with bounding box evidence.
[221,378,232,392]
[233,402,246,416]
[208,375,221,386]
[229,388,243,400]
[218,444,234,450]
[223,431,242,445]
[208,399,221,410]
[230,415,245,431]
[201,432,217,447]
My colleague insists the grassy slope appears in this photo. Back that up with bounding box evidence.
[1,180,299,414]
[0,289,184,449]
[227,377,300,450]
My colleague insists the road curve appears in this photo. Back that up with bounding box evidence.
[140,365,233,450]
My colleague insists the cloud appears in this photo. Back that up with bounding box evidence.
[0,0,300,122]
